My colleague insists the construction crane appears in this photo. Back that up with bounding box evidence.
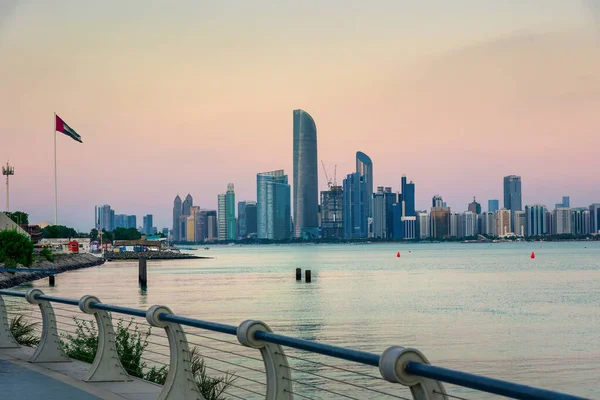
[321,160,333,189]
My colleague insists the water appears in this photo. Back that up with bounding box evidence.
[16,242,600,398]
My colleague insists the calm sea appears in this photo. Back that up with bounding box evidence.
[16,242,600,399]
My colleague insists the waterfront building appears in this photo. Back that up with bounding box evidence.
[320,185,344,239]
[205,210,218,242]
[172,195,182,241]
[496,208,511,237]
[430,207,451,239]
[450,212,459,238]
[468,197,481,214]
[571,208,590,235]
[457,211,477,238]
[513,210,526,237]
[432,195,444,208]
[343,172,368,239]
[238,201,248,238]
[293,109,319,239]
[480,212,496,236]
[372,187,395,239]
[257,170,291,240]
[416,211,430,238]
[503,175,522,231]
[114,214,127,229]
[182,194,193,217]
[127,215,136,230]
[590,204,600,234]
[162,227,169,238]
[186,215,195,242]
[143,214,153,236]
[525,204,548,236]
[95,205,114,232]
[226,184,236,240]
[488,199,499,213]
[555,196,570,210]
[218,194,227,240]
[179,215,188,240]
[553,208,571,235]
[245,202,257,238]
[356,152,373,220]
[393,175,416,240]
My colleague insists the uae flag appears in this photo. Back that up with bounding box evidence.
[55,114,83,143]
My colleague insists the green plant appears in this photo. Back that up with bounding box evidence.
[189,346,236,400]
[0,229,34,267]
[9,315,40,347]
[40,247,55,262]
[5,211,29,225]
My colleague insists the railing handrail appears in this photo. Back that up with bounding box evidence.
[0,289,590,400]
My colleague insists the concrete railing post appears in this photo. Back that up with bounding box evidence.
[379,346,446,400]
[146,305,203,400]
[79,295,130,382]
[0,295,20,348]
[25,289,71,363]
[237,320,293,400]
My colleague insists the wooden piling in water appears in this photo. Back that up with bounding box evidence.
[296,268,302,281]
[49,274,55,286]
[305,270,311,283]
[139,258,147,288]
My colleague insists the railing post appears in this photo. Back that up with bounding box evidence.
[146,305,203,400]
[0,295,20,348]
[379,346,446,400]
[79,295,131,382]
[237,320,293,400]
[25,289,71,363]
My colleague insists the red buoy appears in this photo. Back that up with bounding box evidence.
[530,252,535,259]
[397,251,401,258]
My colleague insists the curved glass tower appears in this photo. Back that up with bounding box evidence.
[293,109,319,239]
[356,151,373,219]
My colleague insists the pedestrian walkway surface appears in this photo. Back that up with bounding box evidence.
[0,347,162,400]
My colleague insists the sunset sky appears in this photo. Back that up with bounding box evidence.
[1,1,599,231]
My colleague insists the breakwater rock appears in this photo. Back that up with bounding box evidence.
[0,253,105,289]
[104,251,207,261]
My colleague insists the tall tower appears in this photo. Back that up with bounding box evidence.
[226,183,236,240]
[356,152,373,220]
[503,175,522,231]
[293,109,319,239]
[172,195,182,241]
[2,162,14,212]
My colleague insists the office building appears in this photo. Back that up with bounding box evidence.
[503,175,522,231]
[513,210,526,237]
[432,195,444,208]
[320,186,344,239]
[143,214,153,236]
[555,196,570,209]
[186,215,195,242]
[257,170,291,240]
[496,208,511,237]
[356,152,373,220]
[525,204,548,237]
[245,202,257,237]
[172,195,182,241]
[416,211,430,239]
[450,212,459,238]
[218,194,227,240]
[95,205,115,232]
[238,201,249,239]
[393,175,416,240]
[468,197,481,214]
[127,215,137,230]
[372,187,395,239]
[488,199,499,213]
[590,204,600,234]
[571,208,590,235]
[226,184,236,240]
[459,211,477,238]
[480,212,496,236]
[293,110,319,239]
[553,208,571,235]
[430,207,451,239]
[182,194,193,217]
[162,228,169,238]
[343,172,368,239]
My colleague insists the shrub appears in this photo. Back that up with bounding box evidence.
[40,247,55,262]
[0,229,34,267]
[9,315,40,347]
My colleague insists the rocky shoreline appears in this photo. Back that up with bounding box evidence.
[104,251,208,261]
[0,253,105,289]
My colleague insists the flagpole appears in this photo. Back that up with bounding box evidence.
[54,112,57,225]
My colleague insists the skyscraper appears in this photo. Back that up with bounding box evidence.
[555,196,570,209]
[356,152,373,220]
[394,175,416,239]
[205,210,218,242]
[468,197,481,214]
[226,183,236,240]
[503,175,522,231]
[182,194,193,217]
[496,209,511,237]
[372,187,396,239]
[416,211,430,239]
[95,205,114,232]
[513,210,526,237]
[525,204,548,236]
[257,170,291,240]
[432,195,444,208]
[238,201,249,239]
[320,186,344,239]
[218,194,227,241]
[590,204,600,234]
[430,206,451,239]
[143,214,153,236]
[571,208,590,235]
[172,195,182,241]
[293,109,319,239]
[488,199,499,213]
[343,172,368,239]
[245,202,258,238]
[554,208,571,235]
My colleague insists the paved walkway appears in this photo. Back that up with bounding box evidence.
[0,347,162,400]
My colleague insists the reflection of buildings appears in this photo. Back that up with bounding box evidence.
[320,186,343,239]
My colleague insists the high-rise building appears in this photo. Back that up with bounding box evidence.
[343,172,368,239]
[394,176,416,240]
[459,211,477,238]
[204,210,218,242]
[226,184,236,240]
[480,212,496,236]
[555,196,570,209]
[590,204,600,234]
[356,152,373,220]
[320,186,344,239]
[245,202,257,238]
[450,212,459,237]
[372,187,395,239]
[468,197,481,214]
[186,215,195,242]
[257,170,291,240]
[172,195,182,241]
[525,204,548,236]
[95,205,114,232]
[432,195,444,208]
[127,215,136,229]
[143,214,153,236]
[293,109,319,239]
[571,208,590,235]
[114,214,129,229]
[218,194,227,241]
[238,201,249,239]
[430,207,451,239]
[496,209,511,237]
[503,175,522,231]
[553,208,571,235]
[162,228,169,238]
[513,210,526,237]
[488,199,499,213]
[416,211,430,239]
[182,194,193,217]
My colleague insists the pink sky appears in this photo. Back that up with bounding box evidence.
[1,1,599,231]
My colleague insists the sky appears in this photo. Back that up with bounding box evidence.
[1,0,599,231]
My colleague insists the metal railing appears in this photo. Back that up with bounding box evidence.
[0,289,590,400]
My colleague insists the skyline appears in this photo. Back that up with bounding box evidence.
[1,1,600,231]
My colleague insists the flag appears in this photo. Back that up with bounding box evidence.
[55,114,83,143]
